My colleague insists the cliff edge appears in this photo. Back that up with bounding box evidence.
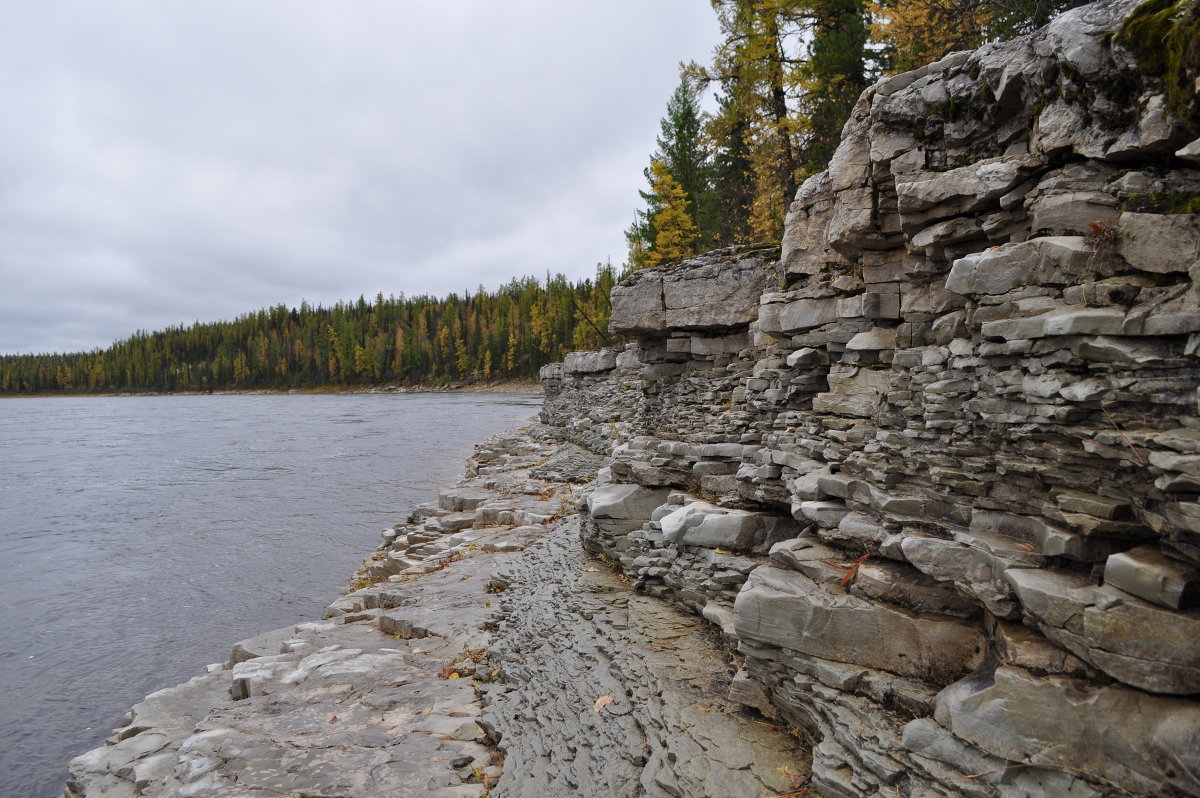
[64,1,1200,796]
[545,1,1200,795]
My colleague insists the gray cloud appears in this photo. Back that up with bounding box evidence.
[0,1,718,354]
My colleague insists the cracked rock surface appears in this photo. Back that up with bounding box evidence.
[483,518,805,798]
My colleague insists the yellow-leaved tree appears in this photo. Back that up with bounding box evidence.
[867,0,991,73]
[647,160,700,267]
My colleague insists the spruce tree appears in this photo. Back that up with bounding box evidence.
[708,89,755,245]
[798,0,870,176]
[628,77,714,268]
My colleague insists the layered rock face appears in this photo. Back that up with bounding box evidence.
[545,2,1200,795]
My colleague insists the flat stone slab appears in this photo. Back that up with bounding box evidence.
[484,518,807,798]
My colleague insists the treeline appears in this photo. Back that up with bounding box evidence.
[627,0,1088,267]
[0,268,616,394]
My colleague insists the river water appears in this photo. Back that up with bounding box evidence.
[0,392,540,798]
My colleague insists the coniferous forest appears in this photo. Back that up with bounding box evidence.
[0,0,1085,395]
[0,269,615,394]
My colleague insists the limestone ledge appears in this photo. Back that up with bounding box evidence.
[547,2,1200,796]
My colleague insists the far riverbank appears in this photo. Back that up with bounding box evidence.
[0,379,543,400]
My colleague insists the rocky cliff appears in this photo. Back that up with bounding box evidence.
[62,2,1200,796]
[544,1,1200,795]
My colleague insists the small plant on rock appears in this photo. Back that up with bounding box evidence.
[1084,220,1123,263]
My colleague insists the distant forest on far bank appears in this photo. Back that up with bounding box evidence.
[0,267,616,394]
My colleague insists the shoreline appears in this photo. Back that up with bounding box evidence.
[0,380,543,400]
[63,424,577,797]
[62,421,805,797]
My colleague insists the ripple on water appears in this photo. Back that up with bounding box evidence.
[0,392,537,798]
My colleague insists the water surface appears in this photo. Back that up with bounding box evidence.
[0,392,538,797]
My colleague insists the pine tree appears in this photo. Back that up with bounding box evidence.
[656,79,713,243]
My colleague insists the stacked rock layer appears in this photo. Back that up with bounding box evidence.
[542,1,1200,795]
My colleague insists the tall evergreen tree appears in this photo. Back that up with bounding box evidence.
[656,79,713,242]
[797,0,870,176]
[627,77,714,269]
[707,88,756,244]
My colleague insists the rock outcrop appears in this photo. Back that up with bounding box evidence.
[63,2,1200,796]
[545,2,1200,795]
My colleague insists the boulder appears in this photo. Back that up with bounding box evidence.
[733,565,986,684]
[562,349,619,374]
[945,236,1092,296]
[585,484,671,534]
[1117,212,1200,274]
[660,502,800,554]
[934,665,1200,796]
[1104,546,1200,610]
[609,249,773,336]
[1007,568,1200,694]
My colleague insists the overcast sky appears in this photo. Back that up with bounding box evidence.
[0,1,721,355]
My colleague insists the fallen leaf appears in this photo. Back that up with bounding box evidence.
[593,695,614,712]
[840,553,872,589]
[421,707,432,715]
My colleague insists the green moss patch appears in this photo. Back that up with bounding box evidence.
[1121,192,1200,213]
[1116,0,1200,122]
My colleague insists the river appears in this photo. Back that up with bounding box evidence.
[0,392,540,798]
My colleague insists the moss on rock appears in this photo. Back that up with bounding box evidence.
[1116,0,1200,122]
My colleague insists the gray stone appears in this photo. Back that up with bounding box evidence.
[1029,190,1118,235]
[1104,546,1200,610]
[1177,136,1200,165]
[759,297,841,335]
[935,665,1200,797]
[786,347,821,367]
[734,565,986,683]
[661,502,799,554]
[609,248,774,335]
[1007,568,1200,694]
[845,327,898,351]
[897,156,1036,222]
[1117,212,1200,274]
[813,365,890,418]
[562,349,619,374]
[900,534,1031,618]
[946,236,1091,296]
[586,484,670,523]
